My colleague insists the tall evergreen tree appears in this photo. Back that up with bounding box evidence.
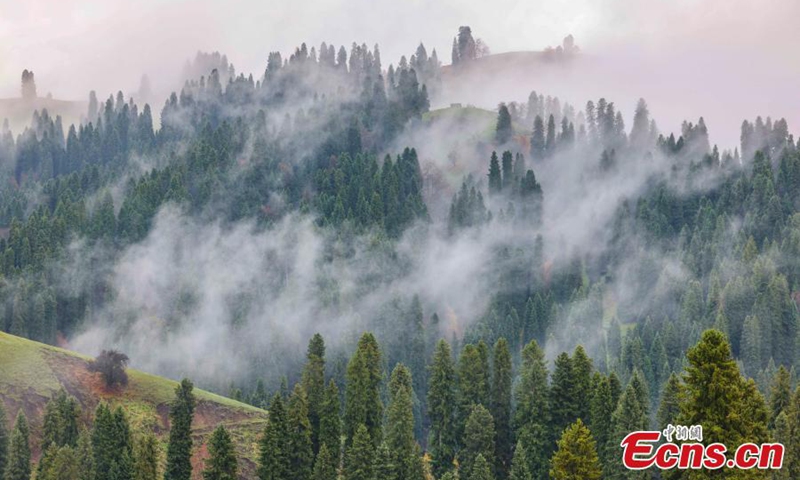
[769,365,792,427]
[461,404,495,478]
[4,411,30,480]
[202,427,237,480]
[550,352,576,437]
[344,333,383,448]
[656,373,682,430]
[428,339,457,477]
[508,441,531,480]
[318,380,341,465]
[513,339,550,479]
[302,334,326,455]
[344,425,373,480]
[495,105,513,145]
[386,364,418,480]
[490,338,513,478]
[286,384,314,480]
[588,373,614,477]
[76,430,95,480]
[530,116,545,160]
[457,342,491,439]
[469,454,494,480]
[258,394,290,480]
[549,420,602,480]
[312,444,336,480]
[165,379,196,480]
[134,434,160,480]
[488,152,502,195]
[571,346,593,423]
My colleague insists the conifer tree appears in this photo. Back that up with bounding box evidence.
[165,379,195,480]
[202,427,237,480]
[588,373,614,477]
[287,384,314,480]
[42,389,80,450]
[344,333,383,448]
[461,404,495,478]
[545,115,557,157]
[490,338,513,478]
[134,434,159,480]
[769,366,792,427]
[4,412,30,480]
[610,384,649,479]
[495,105,513,145]
[258,394,290,480]
[550,352,576,437]
[501,151,513,191]
[469,454,494,480]
[571,346,593,422]
[428,339,457,478]
[530,116,545,160]
[318,380,341,464]
[488,152,502,195]
[312,444,336,480]
[372,442,394,480]
[508,441,531,480]
[302,334,327,455]
[76,430,95,480]
[386,364,417,480]
[549,419,601,480]
[513,339,550,479]
[457,342,491,439]
[784,387,800,478]
[656,373,681,429]
[344,425,373,480]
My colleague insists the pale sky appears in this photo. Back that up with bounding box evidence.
[1,0,799,146]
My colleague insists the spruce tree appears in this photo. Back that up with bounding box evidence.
[372,442,394,480]
[457,342,490,439]
[488,152,502,195]
[258,394,290,480]
[344,425,373,480]
[495,105,513,145]
[134,434,159,480]
[610,384,649,479]
[5,411,30,480]
[318,380,341,465]
[549,419,601,480]
[461,404,495,478]
[508,441,531,480]
[427,339,457,478]
[530,116,545,160]
[302,334,326,454]
[784,387,800,478]
[571,346,593,423]
[386,364,417,480]
[550,352,576,438]
[165,379,195,480]
[769,365,792,427]
[656,373,681,429]
[513,339,550,479]
[76,430,95,480]
[587,373,614,477]
[202,427,237,480]
[490,338,512,478]
[286,384,314,480]
[312,444,336,480]
[469,454,494,480]
[344,333,383,448]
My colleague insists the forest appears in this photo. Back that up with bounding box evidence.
[1,21,800,480]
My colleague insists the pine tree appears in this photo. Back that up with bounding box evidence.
[488,152,502,195]
[0,403,8,477]
[42,389,81,450]
[571,346,593,422]
[545,115,556,157]
[344,425,373,480]
[495,105,513,145]
[610,383,649,479]
[769,366,792,427]
[550,352,576,437]
[134,434,159,480]
[656,373,682,429]
[428,339,457,477]
[202,427,237,480]
[784,387,800,478]
[513,339,550,479]
[318,380,341,465]
[312,444,336,480]
[457,342,491,439]
[469,454,494,480]
[587,373,614,477]
[303,334,327,455]
[507,442,531,480]
[372,442,394,480]
[461,404,495,478]
[490,338,513,478]
[549,419,601,480]
[4,412,30,480]
[258,394,290,480]
[386,364,418,480]
[501,152,514,191]
[530,116,545,160]
[165,379,195,480]
[344,333,383,448]
[287,384,314,480]
[677,330,770,450]
[76,430,95,480]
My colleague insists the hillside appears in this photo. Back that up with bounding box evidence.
[0,332,268,479]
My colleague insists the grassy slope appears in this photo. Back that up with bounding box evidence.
[0,332,267,479]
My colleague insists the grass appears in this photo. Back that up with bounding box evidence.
[0,332,62,398]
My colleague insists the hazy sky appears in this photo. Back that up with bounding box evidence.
[1,0,799,145]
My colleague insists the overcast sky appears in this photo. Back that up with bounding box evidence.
[1,0,799,146]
